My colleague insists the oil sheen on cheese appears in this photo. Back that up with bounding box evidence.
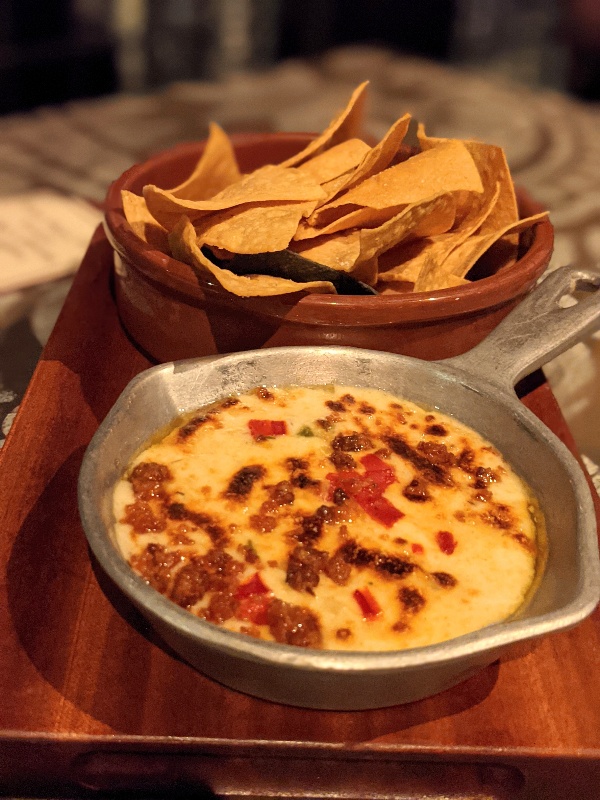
[113,385,543,651]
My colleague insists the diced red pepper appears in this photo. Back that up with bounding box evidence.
[436,530,457,555]
[325,469,362,500]
[325,456,402,527]
[248,419,287,439]
[235,572,269,599]
[353,587,381,619]
[359,454,396,490]
[354,492,404,527]
[236,594,272,625]
[411,542,424,555]
[235,572,271,624]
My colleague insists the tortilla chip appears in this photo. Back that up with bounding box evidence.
[144,164,326,229]
[378,236,454,285]
[311,139,483,220]
[293,203,407,240]
[417,124,519,233]
[322,113,411,203]
[375,279,415,294]
[169,121,242,200]
[358,193,457,263]
[289,230,361,272]
[297,139,371,184]
[442,212,549,279]
[169,217,336,297]
[416,271,469,291]
[194,201,314,254]
[121,189,169,251]
[278,81,369,168]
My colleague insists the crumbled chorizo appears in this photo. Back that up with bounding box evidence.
[130,543,182,594]
[267,598,322,648]
[402,477,431,503]
[122,500,167,533]
[324,551,352,585]
[170,557,210,608]
[250,514,278,533]
[129,461,172,500]
[295,511,325,545]
[399,586,426,613]
[329,451,356,470]
[203,591,238,623]
[286,545,327,593]
[332,432,374,452]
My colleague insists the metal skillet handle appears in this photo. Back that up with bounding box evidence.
[441,266,600,393]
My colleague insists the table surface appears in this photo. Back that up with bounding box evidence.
[0,44,599,488]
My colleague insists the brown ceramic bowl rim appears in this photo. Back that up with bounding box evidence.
[104,133,554,326]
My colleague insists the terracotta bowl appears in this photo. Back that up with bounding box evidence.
[104,133,554,363]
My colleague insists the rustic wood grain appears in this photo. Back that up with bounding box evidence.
[0,228,599,798]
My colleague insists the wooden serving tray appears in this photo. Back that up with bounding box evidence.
[1,228,599,799]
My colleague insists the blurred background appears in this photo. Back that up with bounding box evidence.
[0,0,598,116]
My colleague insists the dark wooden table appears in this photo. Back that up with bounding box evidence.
[0,228,599,799]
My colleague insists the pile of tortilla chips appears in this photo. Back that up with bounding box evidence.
[122,81,548,297]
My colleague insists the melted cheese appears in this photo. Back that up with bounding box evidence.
[113,385,543,651]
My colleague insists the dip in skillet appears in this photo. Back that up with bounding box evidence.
[113,384,543,651]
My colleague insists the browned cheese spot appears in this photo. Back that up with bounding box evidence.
[432,571,458,588]
[482,504,514,530]
[384,435,454,486]
[358,403,376,415]
[316,417,334,431]
[218,397,240,410]
[225,464,266,499]
[511,532,535,553]
[425,423,448,436]
[178,414,215,441]
[340,540,415,578]
[167,502,228,545]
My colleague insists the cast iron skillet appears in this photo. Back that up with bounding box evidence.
[79,265,600,709]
